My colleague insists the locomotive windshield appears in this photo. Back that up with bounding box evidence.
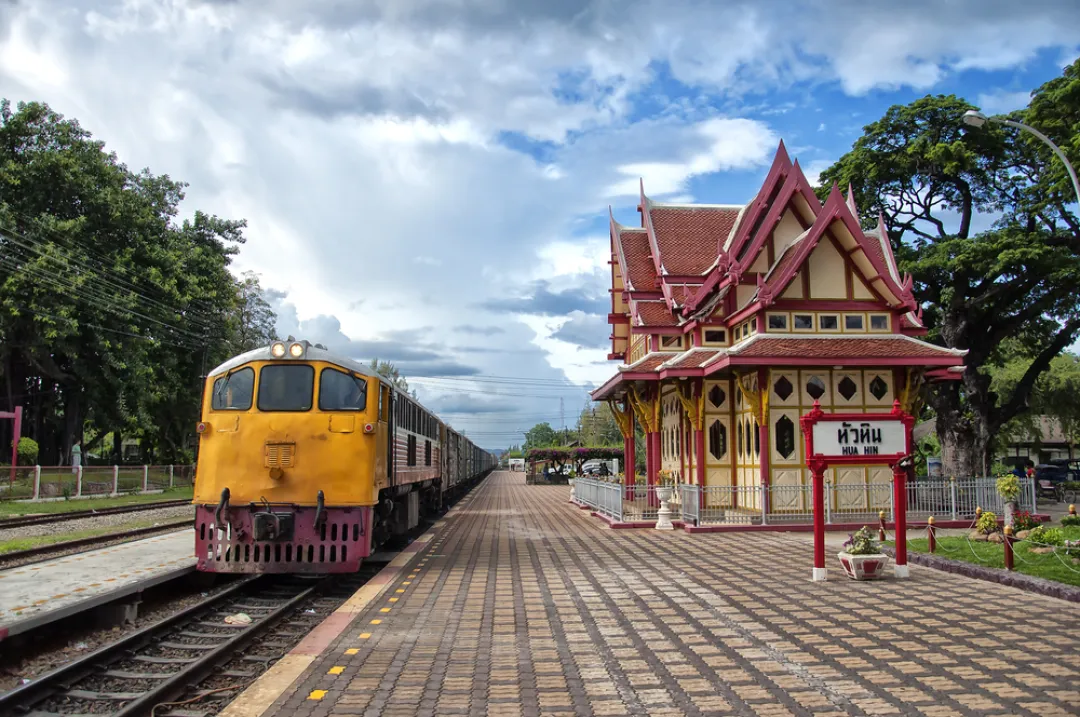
[212,367,254,410]
[318,367,368,411]
[257,364,314,411]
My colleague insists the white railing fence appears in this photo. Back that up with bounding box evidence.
[0,464,197,502]
[573,476,1036,527]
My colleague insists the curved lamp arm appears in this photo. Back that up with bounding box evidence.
[994,117,1080,208]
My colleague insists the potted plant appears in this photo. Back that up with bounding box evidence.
[996,474,1021,527]
[655,469,675,502]
[837,526,890,580]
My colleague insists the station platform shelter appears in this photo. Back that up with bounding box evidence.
[225,472,1080,717]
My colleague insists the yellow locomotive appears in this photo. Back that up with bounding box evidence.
[192,339,495,573]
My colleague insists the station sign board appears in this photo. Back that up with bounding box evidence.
[801,401,913,465]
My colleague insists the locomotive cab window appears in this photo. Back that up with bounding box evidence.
[257,365,314,412]
[211,367,254,410]
[318,368,367,411]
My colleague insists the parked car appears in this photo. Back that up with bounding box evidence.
[1046,458,1080,482]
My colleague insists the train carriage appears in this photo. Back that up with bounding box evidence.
[192,340,495,574]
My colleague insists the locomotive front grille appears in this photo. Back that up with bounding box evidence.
[265,442,295,468]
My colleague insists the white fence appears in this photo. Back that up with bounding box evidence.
[1,464,196,502]
[573,476,1036,527]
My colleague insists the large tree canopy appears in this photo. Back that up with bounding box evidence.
[0,99,275,464]
[818,57,1080,476]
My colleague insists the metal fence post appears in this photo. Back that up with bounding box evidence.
[169,464,174,489]
[75,466,83,498]
[1029,475,1037,515]
[825,480,832,524]
[949,477,957,520]
[112,465,119,496]
[31,465,40,501]
[888,478,895,523]
[760,484,767,526]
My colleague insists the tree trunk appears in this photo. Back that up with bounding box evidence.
[113,431,123,464]
[931,396,993,478]
[61,387,81,466]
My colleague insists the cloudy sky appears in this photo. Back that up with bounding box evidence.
[2,0,1078,449]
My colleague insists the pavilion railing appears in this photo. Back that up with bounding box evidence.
[573,476,1037,527]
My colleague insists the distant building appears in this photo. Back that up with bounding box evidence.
[915,416,1075,467]
[507,458,525,472]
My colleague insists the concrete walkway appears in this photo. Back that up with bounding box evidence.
[268,472,1080,717]
[0,529,194,636]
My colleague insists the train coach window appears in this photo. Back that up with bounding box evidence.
[257,365,314,412]
[319,368,367,411]
[211,367,254,410]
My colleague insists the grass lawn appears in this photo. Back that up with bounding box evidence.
[0,487,194,516]
[904,524,1080,588]
[0,516,191,555]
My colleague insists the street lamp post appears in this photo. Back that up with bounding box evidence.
[962,110,1080,206]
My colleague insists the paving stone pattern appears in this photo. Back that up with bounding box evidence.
[270,472,1080,716]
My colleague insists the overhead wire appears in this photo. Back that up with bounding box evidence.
[0,210,225,330]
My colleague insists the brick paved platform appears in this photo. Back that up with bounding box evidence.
[266,472,1080,716]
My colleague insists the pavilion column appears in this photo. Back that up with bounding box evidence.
[624,397,636,500]
[758,367,771,515]
[648,429,661,497]
[693,381,706,487]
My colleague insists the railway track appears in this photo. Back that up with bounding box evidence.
[0,519,193,567]
[0,568,377,717]
[0,500,192,530]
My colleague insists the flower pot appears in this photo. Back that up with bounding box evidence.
[837,552,890,580]
[656,486,674,503]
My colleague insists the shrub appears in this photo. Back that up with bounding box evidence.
[1027,525,1065,547]
[1061,514,1080,528]
[1012,510,1040,532]
[976,510,998,534]
[14,437,38,465]
[842,526,881,555]
[996,474,1021,502]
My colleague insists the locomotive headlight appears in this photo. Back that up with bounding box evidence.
[270,341,286,358]
[288,342,305,358]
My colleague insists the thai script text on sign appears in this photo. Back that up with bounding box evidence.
[810,419,906,458]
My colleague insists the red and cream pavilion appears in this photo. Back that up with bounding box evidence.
[591,142,966,510]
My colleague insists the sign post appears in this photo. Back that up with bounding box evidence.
[800,400,914,582]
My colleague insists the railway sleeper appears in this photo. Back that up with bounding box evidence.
[102,670,174,680]
[133,656,198,665]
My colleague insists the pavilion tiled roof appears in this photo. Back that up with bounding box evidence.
[661,349,725,369]
[648,205,741,276]
[727,335,966,360]
[616,228,655,291]
[621,352,680,372]
[634,300,680,327]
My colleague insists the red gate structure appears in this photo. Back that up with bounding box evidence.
[800,400,914,582]
[1,406,23,488]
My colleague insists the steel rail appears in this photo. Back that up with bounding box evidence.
[0,499,192,529]
[114,580,323,717]
[0,575,263,714]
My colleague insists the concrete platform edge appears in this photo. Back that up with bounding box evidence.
[218,525,440,717]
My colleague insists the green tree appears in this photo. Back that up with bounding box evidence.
[369,358,411,394]
[230,270,278,353]
[523,422,557,450]
[989,346,1080,454]
[575,401,622,446]
[0,99,249,464]
[818,58,1080,476]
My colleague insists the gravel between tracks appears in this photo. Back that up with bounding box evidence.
[0,505,193,542]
